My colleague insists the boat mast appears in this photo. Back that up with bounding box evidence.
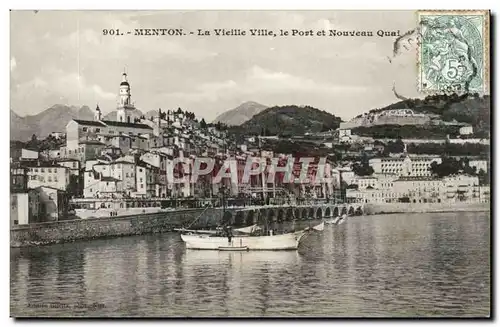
[220,138,228,227]
[222,185,226,225]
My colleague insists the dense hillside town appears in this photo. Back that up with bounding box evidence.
[10,72,490,226]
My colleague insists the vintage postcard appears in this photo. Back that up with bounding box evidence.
[10,10,491,318]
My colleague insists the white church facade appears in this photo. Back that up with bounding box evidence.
[65,72,154,151]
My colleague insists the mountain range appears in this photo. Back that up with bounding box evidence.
[213,101,268,126]
[10,102,268,141]
[9,105,165,141]
[13,95,486,142]
[10,105,94,141]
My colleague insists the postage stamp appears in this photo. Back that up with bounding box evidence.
[417,10,490,94]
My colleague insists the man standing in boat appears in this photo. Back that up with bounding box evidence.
[224,225,233,243]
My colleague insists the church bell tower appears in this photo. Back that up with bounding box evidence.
[116,71,135,123]
[94,104,102,121]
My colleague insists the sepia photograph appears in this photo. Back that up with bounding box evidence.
[9,9,491,318]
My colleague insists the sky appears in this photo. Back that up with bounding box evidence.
[10,10,422,121]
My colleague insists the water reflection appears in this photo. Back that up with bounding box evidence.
[10,212,490,317]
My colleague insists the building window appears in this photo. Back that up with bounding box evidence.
[48,168,52,173]
[48,176,52,182]
[139,168,143,172]
[73,162,77,168]
[83,127,88,132]
[13,220,18,225]
[96,128,101,133]
[140,184,144,189]
[41,168,45,173]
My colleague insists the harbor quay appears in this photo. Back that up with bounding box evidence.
[10,199,489,248]
[10,202,364,248]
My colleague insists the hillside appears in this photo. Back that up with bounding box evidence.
[10,105,94,141]
[213,101,267,126]
[348,94,491,139]
[238,105,343,136]
[363,94,490,129]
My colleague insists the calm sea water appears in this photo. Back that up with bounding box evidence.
[10,212,490,318]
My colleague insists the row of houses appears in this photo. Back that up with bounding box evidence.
[346,174,490,204]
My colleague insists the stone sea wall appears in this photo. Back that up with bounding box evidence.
[10,208,226,248]
[364,202,490,215]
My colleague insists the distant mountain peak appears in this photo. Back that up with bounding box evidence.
[213,101,268,126]
[10,104,95,141]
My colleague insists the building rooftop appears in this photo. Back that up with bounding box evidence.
[93,162,110,166]
[73,119,107,127]
[394,176,442,182]
[56,158,80,162]
[18,161,66,168]
[101,120,153,130]
[31,185,67,192]
[100,177,120,182]
[113,159,135,164]
[80,140,105,145]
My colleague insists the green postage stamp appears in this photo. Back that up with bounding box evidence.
[417,10,490,94]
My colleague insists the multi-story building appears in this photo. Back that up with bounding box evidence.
[346,188,400,204]
[11,165,29,192]
[337,167,355,185]
[57,158,81,175]
[59,140,107,162]
[96,177,122,198]
[469,159,489,173]
[140,151,168,197]
[10,148,39,163]
[35,186,69,222]
[479,186,490,203]
[352,176,378,190]
[442,174,480,203]
[346,171,484,205]
[459,125,474,135]
[134,164,153,198]
[11,189,39,226]
[84,157,142,198]
[25,162,71,191]
[49,132,66,139]
[392,176,444,203]
[84,161,111,198]
[369,155,442,177]
[10,182,68,225]
[110,159,137,196]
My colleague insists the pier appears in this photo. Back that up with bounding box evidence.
[10,202,364,248]
[230,203,364,227]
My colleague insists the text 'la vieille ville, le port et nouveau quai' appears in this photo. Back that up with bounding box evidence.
[102,28,402,38]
